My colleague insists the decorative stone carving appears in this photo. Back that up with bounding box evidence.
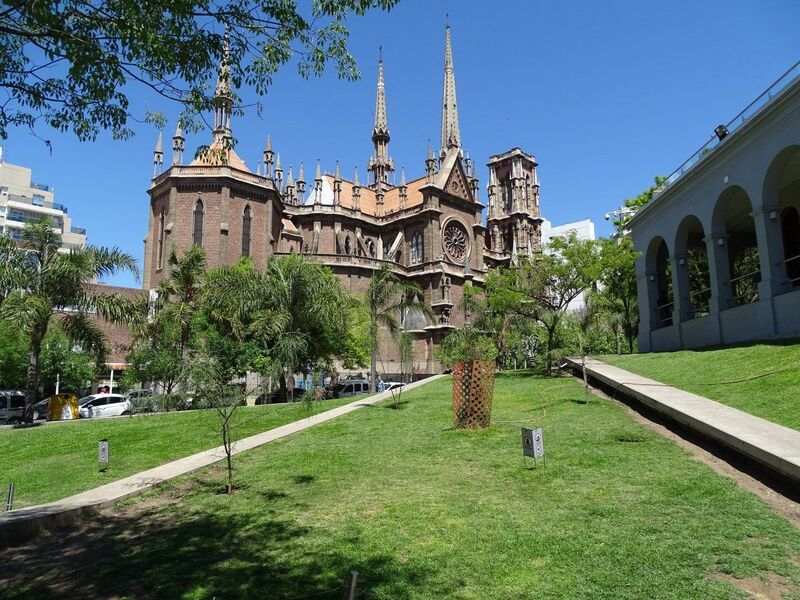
[443,220,469,262]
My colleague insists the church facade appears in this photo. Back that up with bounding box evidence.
[142,27,542,376]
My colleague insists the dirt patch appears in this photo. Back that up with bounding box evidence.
[589,385,800,529]
[707,572,797,599]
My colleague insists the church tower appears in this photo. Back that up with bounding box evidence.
[486,148,542,261]
[440,25,461,160]
[367,50,394,187]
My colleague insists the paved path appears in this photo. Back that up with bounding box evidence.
[0,375,446,546]
[565,357,800,484]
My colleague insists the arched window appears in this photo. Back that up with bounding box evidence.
[193,200,204,247]
[410,233,424,264]
[366,238,376,257]
[782,207,800,286]
[242,205,251,257]
[157,209,165,269]
[344,236,351,255]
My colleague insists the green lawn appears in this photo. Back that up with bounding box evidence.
[3,373,799,599]
[0,398,354,508]
[598,341,800,431]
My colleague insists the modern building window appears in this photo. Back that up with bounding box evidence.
[157,210,165,269]
[410,232,424,264]
[0,186,8,196]
[193,199,204,246]
[242,205,251,257]
[32,194,45,206]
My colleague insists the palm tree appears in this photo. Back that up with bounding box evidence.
[203,254,350,401]
[365,264,432,393]
[156,246,207,362]
[0,220,138,422]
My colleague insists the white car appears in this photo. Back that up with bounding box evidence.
[78,394,132,419]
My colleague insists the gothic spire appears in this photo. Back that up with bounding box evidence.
[368,48,394,187]
[440,25,461,158]
[213,33,233,142]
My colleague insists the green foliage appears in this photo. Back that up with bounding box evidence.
[364,263,432,392]
[0,325,27,389]
[339,297,371,371]
[39,327,98,396]
[1,0,398,141]
[436,326,499,368]
[484,232,601,374]
[731,246,761,304]
[590,236,640,354]
[0,220,138,420]
[615,175,668,233]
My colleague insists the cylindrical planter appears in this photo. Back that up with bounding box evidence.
[452,359,496,429]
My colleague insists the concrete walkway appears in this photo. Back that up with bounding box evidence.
[0,375,445,546]
[565,357,800,484]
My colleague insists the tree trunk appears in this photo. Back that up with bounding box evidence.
[615,328,621,355]
[546,327,556,376]
[370,345,378,394]
[24,339,42,423]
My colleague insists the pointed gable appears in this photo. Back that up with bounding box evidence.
[433,148,473,203]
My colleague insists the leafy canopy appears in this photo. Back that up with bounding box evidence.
[0,0,398,142]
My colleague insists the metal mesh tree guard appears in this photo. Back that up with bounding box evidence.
[452,360,496,429]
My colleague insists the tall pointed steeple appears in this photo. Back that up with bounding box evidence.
[367,48,394,188]
[440,25,461,158]
[213,33,233,143]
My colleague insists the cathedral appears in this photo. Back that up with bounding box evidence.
[142,26,543,376]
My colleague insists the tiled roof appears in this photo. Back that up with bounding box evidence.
[189,137,250,172]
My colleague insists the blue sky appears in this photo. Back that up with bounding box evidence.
[5,0,799,288]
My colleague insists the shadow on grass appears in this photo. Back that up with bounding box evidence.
[0,503,431,599]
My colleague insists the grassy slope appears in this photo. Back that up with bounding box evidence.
[598,341,800,431]
[7,374,800,599]
[0,398,354,508]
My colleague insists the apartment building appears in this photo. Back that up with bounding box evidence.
[0,147,87,251]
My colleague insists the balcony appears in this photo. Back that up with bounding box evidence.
[70,226,86,235]
[30,182,51,192]
[7,193,68,213]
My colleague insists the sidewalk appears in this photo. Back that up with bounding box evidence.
[565,357,800,483]
[0,375,445,546]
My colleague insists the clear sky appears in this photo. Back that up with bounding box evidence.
[4,0,799,288]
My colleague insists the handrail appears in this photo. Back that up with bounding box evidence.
[653,59,800,198]
[728,269,761,285]
[784,253,800,264]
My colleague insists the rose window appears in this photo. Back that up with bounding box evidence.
[443,221,469,261]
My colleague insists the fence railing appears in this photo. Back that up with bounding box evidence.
[653,60,800,198]
[729,269,761,305]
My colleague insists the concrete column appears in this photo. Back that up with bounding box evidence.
[636,271,653,352]
[752,206,790,299]
[671,256,691,323]
[705,235,733,313]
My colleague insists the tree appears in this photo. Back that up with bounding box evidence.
[591,236,640,354]
[39,326,98,395]
[488,233,600,374]
[202,255,351,401]
[0,220,138,421]
[364,264,432,393]
[1,0,398,142]
[0,324,27,390]
[156,246,207,364]
[614,176,668,234]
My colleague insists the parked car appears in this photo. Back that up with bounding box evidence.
[255,388,308,404]
[78,393,131,419]
[325,379,369,399]
[0,390,26,424]
[33,399,48,421]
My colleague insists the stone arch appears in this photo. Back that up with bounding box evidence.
[712,186,760,306]
[673,215,711,320]
[763,145,800,290]
[645,236,672,329]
